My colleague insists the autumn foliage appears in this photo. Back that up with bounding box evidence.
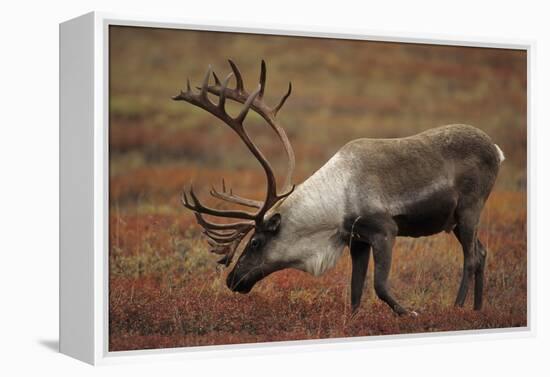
[108,27,527,351]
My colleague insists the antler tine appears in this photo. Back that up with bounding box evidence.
[203,227,234,237]
[259,60,267,98]
[171,78,192,101]
[181,189,191,209]
[276,183,296,201]
[273,82,292,116]
[206,235,244,266]
[212,70,221,85]
[218,73,233,110]
[207,238,241,267]
[200,66,212,100]
[203,62,290,118]
[217,254,232,266]
[206,238,232,252]
[206,237,230,248]
[210,180,262,209]
[210,191,262,209]
[184,185,257,220]
[204,229,247,244]
[194,212,254,231]
[235,85,262,124]
[228,59,244,92]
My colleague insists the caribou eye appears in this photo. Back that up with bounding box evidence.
[250,237,261,250]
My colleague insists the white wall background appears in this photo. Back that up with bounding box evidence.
[0,0,548,375]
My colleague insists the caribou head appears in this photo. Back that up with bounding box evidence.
[173,60,299,293]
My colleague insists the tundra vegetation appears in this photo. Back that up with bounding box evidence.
[108,26,527,351]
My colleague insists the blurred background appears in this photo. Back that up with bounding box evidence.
[109,26,527,351]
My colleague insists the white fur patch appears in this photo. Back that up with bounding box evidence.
[263,152,351,276]
[495,144,505,164]
[299,232,345,276]
[284,152,351,225]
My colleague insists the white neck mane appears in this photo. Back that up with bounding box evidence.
[268,152,352,276]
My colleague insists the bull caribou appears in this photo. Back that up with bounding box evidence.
[172,60,504,315]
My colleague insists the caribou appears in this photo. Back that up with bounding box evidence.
[172,60,505,316]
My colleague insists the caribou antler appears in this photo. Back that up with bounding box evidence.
[210,179,262,209]
[202,60,295,192]
[173,60,295,266]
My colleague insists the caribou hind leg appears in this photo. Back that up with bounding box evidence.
[453,206,484,309]
[350,240,371,313]
[474,239,487,310]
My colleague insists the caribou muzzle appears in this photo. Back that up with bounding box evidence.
[226,270,255,293]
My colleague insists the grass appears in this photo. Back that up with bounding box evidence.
[109,191,526,351]
[108,26,527,351]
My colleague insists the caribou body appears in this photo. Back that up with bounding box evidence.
[174,60,504,315]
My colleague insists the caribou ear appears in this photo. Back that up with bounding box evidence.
[266,213,281,233]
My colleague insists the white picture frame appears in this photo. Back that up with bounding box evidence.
[59,11,534,365]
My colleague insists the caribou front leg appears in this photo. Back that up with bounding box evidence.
[348,215,413,316]
[350,240,371,313]
[371,233,410,316]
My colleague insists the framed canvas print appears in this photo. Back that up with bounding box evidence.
[59,12,532,365]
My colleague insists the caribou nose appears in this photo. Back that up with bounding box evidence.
[226,270,242,291]
[226,271,237,291]
[226,271,252,293]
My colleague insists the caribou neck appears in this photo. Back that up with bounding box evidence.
[269,152,351,276]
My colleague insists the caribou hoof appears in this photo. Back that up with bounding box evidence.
[408,310,419,317]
